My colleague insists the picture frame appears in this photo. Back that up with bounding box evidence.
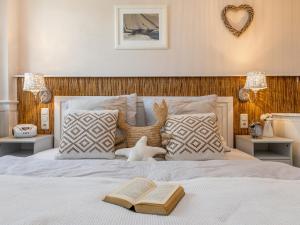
[114,5,168,50]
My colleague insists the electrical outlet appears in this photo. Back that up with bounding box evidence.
[41,108,49,130]
[240,114,248,129]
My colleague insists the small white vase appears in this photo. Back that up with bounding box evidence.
[263,119,274,138]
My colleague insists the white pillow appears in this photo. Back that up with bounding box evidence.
[57,110,118,159]
[124,93,137,125]
[65,94,137,125]
[144,95,217,125]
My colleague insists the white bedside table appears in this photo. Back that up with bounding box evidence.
[236,135,294,165]
[0,135,53,157]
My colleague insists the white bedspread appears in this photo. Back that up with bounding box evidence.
[1,148,300,225]
[1,151,300,180]
[1,175,300,225]
[0,148,300,180]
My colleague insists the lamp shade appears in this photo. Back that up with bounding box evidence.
[23,73,46,96]
[244,72,267,93]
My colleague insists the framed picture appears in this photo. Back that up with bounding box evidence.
[115,5,168,50]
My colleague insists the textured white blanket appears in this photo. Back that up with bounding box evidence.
[1,176,300,225]
[1,154,300,180]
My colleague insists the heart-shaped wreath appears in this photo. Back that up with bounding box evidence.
[222,4,254,37]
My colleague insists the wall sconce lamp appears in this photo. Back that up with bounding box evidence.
[23,73,52,104]
[239,72,268,102]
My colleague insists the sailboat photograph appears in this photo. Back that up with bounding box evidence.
[123,13,160,41]
[115,5,167,49]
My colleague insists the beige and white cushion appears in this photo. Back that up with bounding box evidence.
[57,110,118,159]
[66,94,137,125]
[164,113,224,161]
[65,95,136,148]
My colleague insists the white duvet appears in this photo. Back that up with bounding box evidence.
[1,149,300,225]
[1,176,300,225]
[0,149,299,180]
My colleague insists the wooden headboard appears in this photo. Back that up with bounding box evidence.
[53,96,233,148]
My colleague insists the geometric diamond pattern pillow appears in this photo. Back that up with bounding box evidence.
[164,113,224,161]
[58,110,118,159]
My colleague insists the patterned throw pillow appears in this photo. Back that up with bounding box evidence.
[58,110,118,159]
[164,113,224,161]
[65,96,135,148]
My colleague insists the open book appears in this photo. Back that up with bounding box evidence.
[103,177,185,215]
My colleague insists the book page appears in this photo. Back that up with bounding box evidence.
[137,184,180,205]
[109,178,156,204]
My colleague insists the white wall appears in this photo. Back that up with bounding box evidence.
[0,0,9,100]
[0,0,19,137]
[8,0,19,99]
[18,0,300,76]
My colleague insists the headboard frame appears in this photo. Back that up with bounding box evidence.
[54,96,233,148]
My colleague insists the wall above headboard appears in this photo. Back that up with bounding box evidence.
[18,0,300,76]
[17,76,300,137]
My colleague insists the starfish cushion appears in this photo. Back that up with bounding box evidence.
[115,136,167,161]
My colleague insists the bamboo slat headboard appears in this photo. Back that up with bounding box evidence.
[17,76,300,139]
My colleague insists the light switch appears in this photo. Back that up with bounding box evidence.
[41,108,49,130]
[240,114,248,129]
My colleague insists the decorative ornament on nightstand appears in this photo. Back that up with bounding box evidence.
[249,122,263,139]
[261,113,274,138]
[12,124,37,138]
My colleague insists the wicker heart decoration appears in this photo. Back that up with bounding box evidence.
[222,4,254,37]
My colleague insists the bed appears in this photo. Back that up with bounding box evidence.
[1,95,300,225]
